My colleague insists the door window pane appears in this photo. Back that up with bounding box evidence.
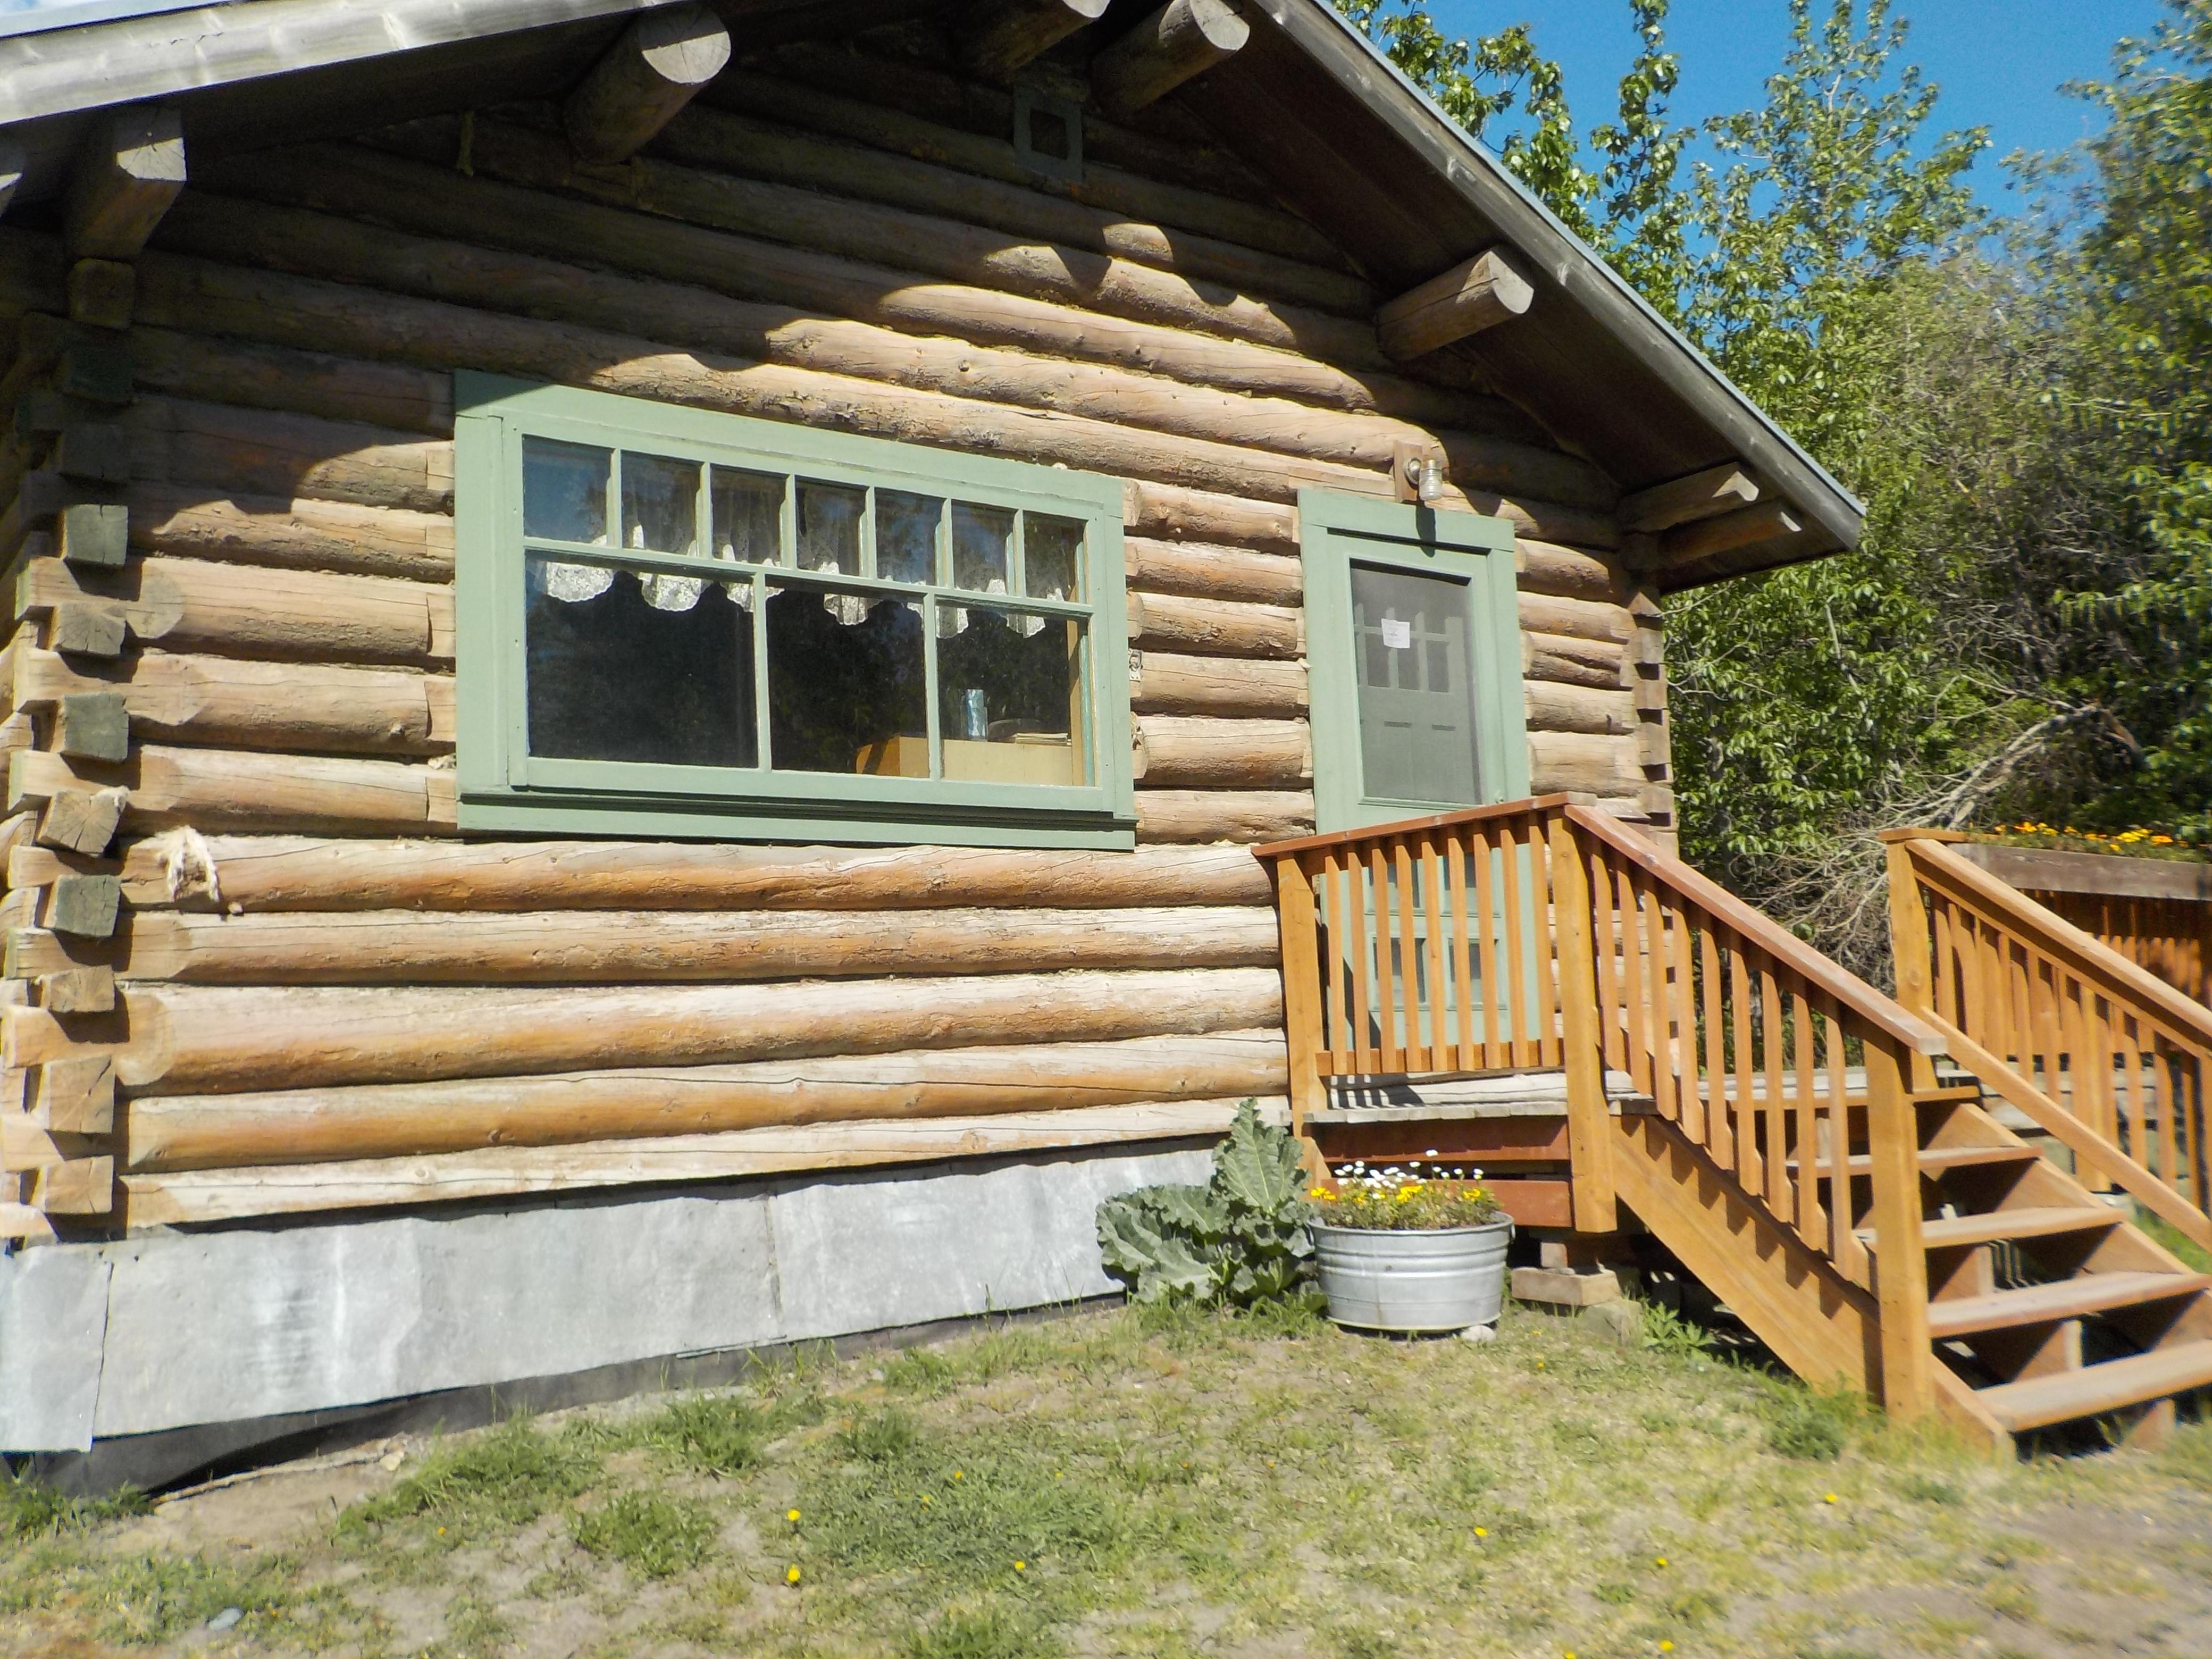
[766,579,927,775]
[937,604,1085,786]
[622,453,699,554]
[525,554,755,767]
[523,438,609,546]
[797,482,863,576]
[951,502,1012,593]
[712,468,783,564]
[1024,514,1083,602]
[877,491,942,584]
[1349,562,1482,805]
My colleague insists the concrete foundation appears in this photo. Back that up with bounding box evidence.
[0,1142,1209,1484]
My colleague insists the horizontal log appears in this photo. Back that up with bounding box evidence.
[131,242,1389,510]
[1126,536,1303,605]
[1091,0,1249,119]
[1524,681,1637,736]
[1518,591,1630,644]
[7,646,451,756]
[129,482,454,582]
[1524,630,1624,690]
[1376,247,1535,362]
[155,177,1460,429]
[1132,650,1305,716]
[1658,500,1803,565]
[1124,481,1296,554]
[13,903,1278,985]
[132,323,454,437]
[564,2,732,166]
[1528,730,1644,796]
[16,554,448,663]
[1619,463,1757,534]
[5,963,1284,1094]
[1133,715,1310,788]
[120,395,453,515]
[1516,538,1623,603]
[1128,591,1301,658]
[703,63,1354,279]
[121,1097,1286,1225]
[9,744,455,836]
[1135,787,1311,843]
[657,103,1372,316]
[122,1028,1289,1170]
[350,116,1388,367]
[78,837,1273,913]
[128,238,1603,507]
[68,105,186,262]
[959,0,1111,83]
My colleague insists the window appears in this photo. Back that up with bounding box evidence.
[1299,490,1527,831]
[456,376,1133,847]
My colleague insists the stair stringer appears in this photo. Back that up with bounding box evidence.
[1609,1115,2005,1449]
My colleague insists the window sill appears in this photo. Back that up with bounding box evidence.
[457,786,1137,850]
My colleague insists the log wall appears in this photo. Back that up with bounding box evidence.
[0,24,1671,1237]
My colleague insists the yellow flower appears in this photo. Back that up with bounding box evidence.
[1824,1492,1838,1504]
[787,1509,801,1522]
[1655,1556,1668,1567]
[1473,1526,1488,1539]
[953,1470,963,1480]
[1014,1560,1027,1572]
[785,1565,802,1586]
[1308,1186,1331,1200]
[1661,1645,1674,1654]
[436,1527,446,1536]
[921,1495,932,1505]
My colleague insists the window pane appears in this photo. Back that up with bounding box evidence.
[876,490,941,584]
[937,604,1085,787]
[766,579,927,775]
[712,467,784,564]
[797,481,863,576]
[1023,514,1083,602]
[622,452,699,554]
[525,556,755,767]
[1349,562,1481,805]
[951,502,1012,593]
[523,438,609,546]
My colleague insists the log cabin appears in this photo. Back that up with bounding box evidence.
[0,0,2204,1482]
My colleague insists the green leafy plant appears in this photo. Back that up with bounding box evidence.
[570,1490,719,1579]
[1095,1102,1319,1307]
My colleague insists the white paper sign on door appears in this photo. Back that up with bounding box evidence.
[1380,617,1412,650]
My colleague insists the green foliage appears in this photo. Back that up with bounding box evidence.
[1094,1102,1318,1307]
[839,1406,923,1462]
[639,1395,766,1476]
[904,1604,1059,1659]
[84,1551,301,1645]
[571,1490,719,1579]
[0,1472,150,1539]
[1761,1383,1867,1461]
[340,1418,599,1549]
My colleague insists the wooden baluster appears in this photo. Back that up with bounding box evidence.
[2081,988,2116,1185]
[1666,894,1702,1139]
[1548,810,1615,1230]
[1699,924,1731,1167]
[1275,854,1327,1150]
[1614,862,1655,1097]
[1588,846,1628,1076]
[2056,969,2102,1188]
[1346,843,1376,1075]
[1390,836,1419,1070]
[1419,831,1449,1073]
[1472,825,1502,1067]
[2030,948,2066,1116]
[1931,897,1960,1028]
[1450,831,1479,1070]
[1635,871,1679,1122]
[1499,817,1534,1068]
[2113,1009,2141,1168]
[1320,850,1346,1068]
[1727,933,1762,1195]
[1531,821,1561,1067]
[1762,965,1788,1218]
[1826,1002,1867,1283]
[1792,985,1825,1249]
[2007,934,2037,1082]
[1884,840,1939,1092]
[2155,1032,2182,1195]
[1369,841,1400,1073]
[1864,1032,1933,1419]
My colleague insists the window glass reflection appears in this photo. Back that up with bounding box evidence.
[951,502,1012,593]
[712,468,783,564]
[526,555,754,767]
[523,438,609,545]
[765,579,927,775]
[1024,514,1083,602]
[876,491,941,584]
[798,482,863,577]
[937,605,1084,786]
[622,453,698,554]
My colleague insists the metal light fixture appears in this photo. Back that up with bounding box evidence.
[1405,453,1446,502]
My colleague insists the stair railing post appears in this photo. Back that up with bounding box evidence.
[1884,835,1941,1093]
[1549,808,1616,1231]
[1863,1032,1933,1418]
[1272,851,1331,1184]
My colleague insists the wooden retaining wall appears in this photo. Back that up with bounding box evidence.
[0,28,1671,1236]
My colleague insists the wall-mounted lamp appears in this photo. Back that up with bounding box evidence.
[1409,455,1445,502]
[1391,439,1447,504]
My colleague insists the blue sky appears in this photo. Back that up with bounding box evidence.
[1424,1,2171,208]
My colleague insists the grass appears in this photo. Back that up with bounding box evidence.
[3,1303,2210,1657]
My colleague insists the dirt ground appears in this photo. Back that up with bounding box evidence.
[4,1298,2209,1659]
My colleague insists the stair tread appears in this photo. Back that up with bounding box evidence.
[1789,1144,2041,1178]
[1975,1340,2212,1432]
[1912,1084,1986,1105]
[1928,1271,2212,1338]
[1862,1205,2122,1251]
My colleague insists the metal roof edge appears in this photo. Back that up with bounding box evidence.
[1263,0,1865,548]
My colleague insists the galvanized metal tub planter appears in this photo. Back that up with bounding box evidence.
[1311,1218,1514,1334]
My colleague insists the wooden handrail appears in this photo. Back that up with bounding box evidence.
[1253,794,1580,860]
[1564,803,1947,1055]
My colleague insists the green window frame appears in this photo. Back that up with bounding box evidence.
[1299,489,1528,832]
[456,374,1134,847]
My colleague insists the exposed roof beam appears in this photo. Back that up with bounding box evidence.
[960,0,1111,83]
[1374,247,1534,362]
[64,104,183,260]
[1618,463,1759,534]
[1656,500,1804,567]
[0,141,23,220]
[564,2,732,164]
[1090,0,1249,120]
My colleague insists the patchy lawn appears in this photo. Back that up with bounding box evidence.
[4,1299,2210,1659]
